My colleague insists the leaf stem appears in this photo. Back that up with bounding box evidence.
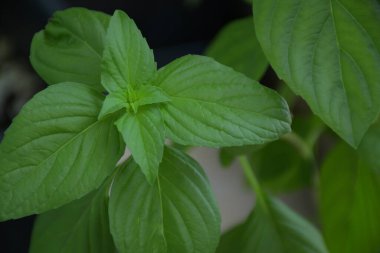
[280,132,313,160]
[238,155,267,210]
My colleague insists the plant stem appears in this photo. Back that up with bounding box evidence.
[281,132,313,160]
[238,155,267,210]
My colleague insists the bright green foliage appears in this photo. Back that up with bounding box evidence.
[0,83,124,221]
[133,85,171,108]
[30,8,110,91]
[253,0,380,147]
[2,4,370,253]
[217,195,328,253]
[115,107,165,184]
[155,55,291,147]
[101,10,156,92]
[206,17,268,80]
[108,147,221,253]
[29,181,116,253]
[320,140,380,253]
[98,10,291,182]
[98,92,128,119]
[99,85,170,119]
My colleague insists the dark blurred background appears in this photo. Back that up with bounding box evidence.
[0,0,250,252]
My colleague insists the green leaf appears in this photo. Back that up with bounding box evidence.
[206,17,268,80]
[115,106,165,183]
[250,139,313,193]
[320,141,380,253]
[29,180,116,253]
[0,83,124,221]
[253,0,380,147]
[155,55,291,147]
[217,195,328,253]
[219,145,261,167]
[134,85,171,108]
[30,7,110,91]
[358,120,380,173]
[109,147,221,253]
[215,223,245,253]
[98,85,170,119]
[98,92,128,119]
[102,10,156,93]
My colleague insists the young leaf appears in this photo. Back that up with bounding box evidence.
[253,0,380,147]
[217,196,328,253]
[206,17,268,80]
[108,147,221,253]
[30,8,110,91]
[0,83,124,221]
[133,85,171,108]
[320,142,380,253]
[29,181,116,253]
[115,106,165,183]
[98,92,128,119]
[98,85,170,120]
[154,55,291,147]
[101,10,156,93]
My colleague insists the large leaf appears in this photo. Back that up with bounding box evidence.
[108,147,221,253]
[115,106,165,184]
[320,141,380,253]
[206,17,268,80]
[29,180,116,253]
[155,55,291,147]
[101,10,156,93]
[30,8,109,91]
[217,195,328,253]
[253,0,380,147]
[0,83,124,221]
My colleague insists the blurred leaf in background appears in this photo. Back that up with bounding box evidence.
[320,121,380,253]
[217,189,328,253]
[205,17,268,81]
[220,115,324,193]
